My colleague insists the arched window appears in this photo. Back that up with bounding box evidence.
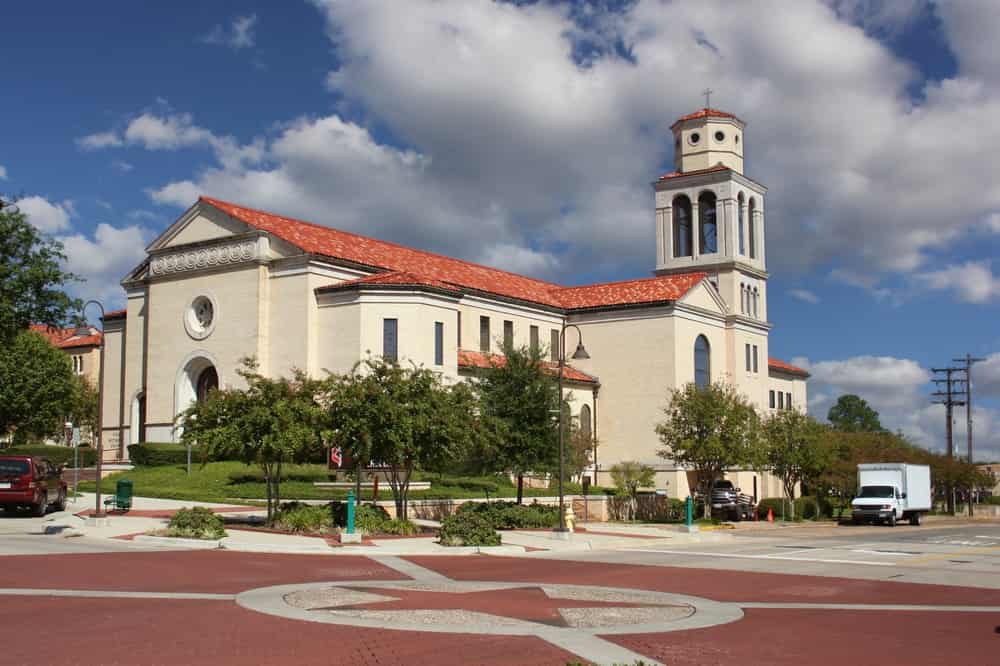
[579,404,592,441]
[698,192,717,254]
[737,192,746,255]
[748,198,757,259]
[672,195,693,257]
[752,288,759,318]
[694,335,711,388]
[740,284,747,314]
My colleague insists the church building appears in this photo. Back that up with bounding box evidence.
[99,107,808,498]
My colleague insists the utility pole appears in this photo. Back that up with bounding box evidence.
[931,367,966,515]
[953,354,985,516]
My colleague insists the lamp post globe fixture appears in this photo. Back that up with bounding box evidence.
[557,323,589,533]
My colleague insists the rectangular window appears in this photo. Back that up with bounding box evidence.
[434,322,444,366]
[745,344,751,372]
[529,325,539,353]
[551,329,560,362]
[503,320,514,349]
[383,318,398,362]
[786,392,792,410]
[778,391,784,409]
[769,390,775,409]
[479,316,490,353]
[457,311,462,348]
[752,345,759,373]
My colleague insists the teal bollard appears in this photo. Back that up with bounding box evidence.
[685,495,693,527]
[347,489,356,535]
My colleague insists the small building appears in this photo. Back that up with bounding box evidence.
[97,107,807,499]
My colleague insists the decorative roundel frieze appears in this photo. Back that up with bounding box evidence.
[150,240,257,277]
[184,294,218,341]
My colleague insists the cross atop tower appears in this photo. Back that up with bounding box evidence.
[702,88,713,108]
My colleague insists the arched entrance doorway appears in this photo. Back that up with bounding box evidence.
[195,366,219,403]
[174,353,221,441]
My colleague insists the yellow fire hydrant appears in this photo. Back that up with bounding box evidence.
[564,504,576,532]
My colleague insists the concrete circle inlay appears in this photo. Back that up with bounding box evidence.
[235,580,744,636]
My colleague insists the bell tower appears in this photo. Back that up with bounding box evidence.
[653,106,768,322]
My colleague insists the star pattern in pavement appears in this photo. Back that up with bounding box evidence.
[325,585,677,627]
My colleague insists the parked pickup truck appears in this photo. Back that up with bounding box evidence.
[710,479,755,522]
[851,463,931,526]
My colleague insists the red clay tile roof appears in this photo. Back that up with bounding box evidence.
[658,164,732,181]
[458,350,597,384]
[201,197,706,310]
[672,107,742,126]
[768,357,810,378]
[28,324,102,349]
[316,271,462,296]
[554,273,707,310]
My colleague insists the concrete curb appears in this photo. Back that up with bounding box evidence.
[132,535,222,549]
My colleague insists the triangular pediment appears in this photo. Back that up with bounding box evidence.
[677,278,727,315]
[147,200,252,252]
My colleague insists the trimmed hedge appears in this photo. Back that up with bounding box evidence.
[439,512,501,547]
[0,446,97,468]
[127,443,190,466]
[757,496,832,520]
[456,501,559,529]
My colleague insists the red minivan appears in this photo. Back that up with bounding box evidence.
[0,456,68,516]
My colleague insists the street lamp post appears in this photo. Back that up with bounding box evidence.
[556,323,589,533]
[79,300,106,518]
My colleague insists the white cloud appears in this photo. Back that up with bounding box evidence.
[57,223,151,306]
[985,213,1000,233]
[95,199,113,211]
[127,0,1000,287]
[111,160,134,173]
[124,112,214,150]
[0,164,7,180]
[17,195,73,232]
[202,14,257,50]
[801,352,1000,461]
[823,0,928,36]
[76,131,123,150]
[915,261,999,303]
[789,288,820,304]
[148,180,202,207]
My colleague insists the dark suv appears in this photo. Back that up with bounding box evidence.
[0,456,68,516]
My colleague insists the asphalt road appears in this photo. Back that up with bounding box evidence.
[541,521,1000,589]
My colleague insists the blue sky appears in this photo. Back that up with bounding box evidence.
[3,0,999,458]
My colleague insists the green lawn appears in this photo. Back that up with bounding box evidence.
[77,462,611,504]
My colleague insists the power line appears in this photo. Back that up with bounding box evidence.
[952,354,985,464]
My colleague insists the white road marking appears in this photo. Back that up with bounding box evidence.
[851,549,917,557]
[625,548,894,567]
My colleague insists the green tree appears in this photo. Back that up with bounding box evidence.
[477,344,560,503]
[762,411,831,519]
[827,394,883,432]
[180,360,326,524]
[324,358,479,520]
[69,375,99,440]
[0,197,79,342]
[0,330,77,444]
[610,461,655,521]
[656,381,763,518]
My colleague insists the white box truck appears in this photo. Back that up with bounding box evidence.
[851,463,931,526]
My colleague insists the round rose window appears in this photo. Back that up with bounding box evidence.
[185,295,217,340]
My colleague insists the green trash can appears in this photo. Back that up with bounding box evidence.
[111,478,133,512]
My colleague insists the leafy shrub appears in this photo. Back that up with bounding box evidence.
[794,495,833,520]
[609,495,686,522]
[1,445,96,467]
[275,502,333,533]
[457,501,559,529]
[354,504,391,534]
[985,495,1000,506]
[757,497,787,520]
[128,443,190,466]
[165,507,226,540]
[438,512,501,547]
[380,519,420,536]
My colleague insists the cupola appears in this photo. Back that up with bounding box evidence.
[671,108,745,175]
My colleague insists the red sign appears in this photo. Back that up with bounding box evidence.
[330,447,343,468]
